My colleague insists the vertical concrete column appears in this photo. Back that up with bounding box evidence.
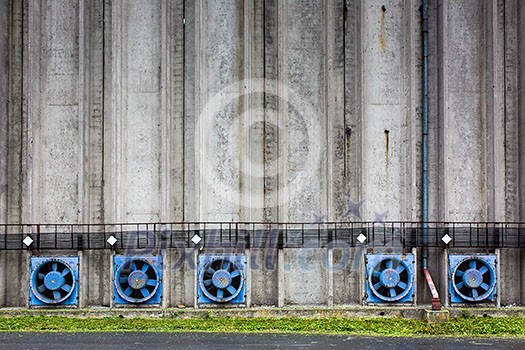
[277,0,327,221]
[169,0,186,222]
[194,0,244,221]
[326,0,346,221]
[503,1,522,221]
[438,0,487,221]
[6,0,23,224]
[485,0,506,222]
[108,0,163,222]
[83,0,107,224]
[24,0,84,223]
[342,0,363,218]
[360,1,414,221]
[0,0,8,221]
[519,2,525,222]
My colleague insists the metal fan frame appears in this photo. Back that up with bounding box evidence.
[29,257,78,306]
[449,255,497,303]
[198,255,246,304]
[365,254,415,303]
[114,256,162,304]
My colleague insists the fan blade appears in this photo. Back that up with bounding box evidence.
[389,288,397,298]
[131,262,137,271]
[53,291,61,300]
[479,266,489,275]
[61,284,72,292]
[396,265,406,274]
[398,281,407,290]
[206,267,216,275]
[124,287,133,296]
[480,283,490,291]
[140,288,150,298]
[119,277,128,284]
[227,285,237,295]
[455,270,464,277]
[216,289,224,299]
[456,282,464,290]
[230,270,240,278]
[469,260,476,270]
[61,268,70,277]
[37,273,45,280]
[222,261,231,271]
[204,279,212,287]
[373,282,382,291]
[37,284,46,293]
[372,271,381,278]
[52,263,58,271]
[142,263,150,273]
[146,279,157,286]
[471,289,479,299]
[386,259,393,269]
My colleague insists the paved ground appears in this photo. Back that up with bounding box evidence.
[0,332,524,349]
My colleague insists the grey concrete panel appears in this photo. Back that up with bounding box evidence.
[249,248,278,306]
[163,247,196,307]
[360,2,411,221]
[0,0,7,221]
[333,247,362,305]
[3,251,29,307]
[499,248,521,305]
[197,0,243,221]
[80,250,111,307]
[283,249,328,305]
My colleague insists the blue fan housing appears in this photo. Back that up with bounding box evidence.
[449,254,497,303]
[365,254,415,304]
[29,256,79,306]
[198,255,246,304]
[113,256,162,305]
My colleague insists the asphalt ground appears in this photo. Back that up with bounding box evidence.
[0,332,524,350]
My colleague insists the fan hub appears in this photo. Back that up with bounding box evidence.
[212,270,232,289]
[128,270,148,290]
[43,271,65,291]
[462,269,483,289]
[380,269,400,288]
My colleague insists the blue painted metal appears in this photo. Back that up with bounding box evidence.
[198,255,246,304]
[449,255,497,303]
[29,256,79,306]
[113,256,162,305]
[365,254,415,303]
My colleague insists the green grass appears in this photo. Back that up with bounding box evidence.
[1,315,525,337]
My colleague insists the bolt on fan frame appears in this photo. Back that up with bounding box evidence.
[198,255,246,304]
[29,257,79,306]
[113,256,162,304]
[365,254,415,303]
[449,255,497,303]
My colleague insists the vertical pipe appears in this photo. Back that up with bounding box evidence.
[422,0,441,310]
[422,0,429,269]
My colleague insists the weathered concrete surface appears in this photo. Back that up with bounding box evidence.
[249,248,278,306]
[333,247,362,305]
[163,248,196,307]
[0,0,7,223]
[79,250,111,307]
[0,251,29,307]
[282,249,328,305]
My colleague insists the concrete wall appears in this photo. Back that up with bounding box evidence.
[0,0,524,224]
